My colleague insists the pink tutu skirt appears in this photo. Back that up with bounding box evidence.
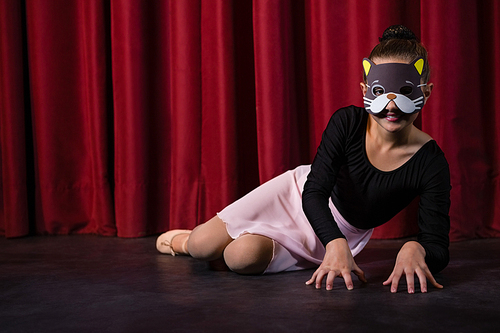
[217,165,373,274]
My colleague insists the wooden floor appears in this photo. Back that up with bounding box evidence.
[1,235,499,332]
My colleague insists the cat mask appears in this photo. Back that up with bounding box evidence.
[362,57,426,114]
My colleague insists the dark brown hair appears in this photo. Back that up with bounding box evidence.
[367,25,430,83]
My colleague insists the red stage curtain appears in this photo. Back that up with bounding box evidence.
[1,0,499,241]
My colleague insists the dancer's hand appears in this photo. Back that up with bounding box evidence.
[305,238,367,290]
[383,241,443,293]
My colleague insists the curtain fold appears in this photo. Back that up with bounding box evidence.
[0,0,30,237]
[199,0,239,223]
[1,0,499,241]
[111,0,178,237]
[22,0,115,236]
[253,0,308,182]
[420,0,500,240]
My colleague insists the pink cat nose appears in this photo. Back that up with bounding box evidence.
[387,93,397,100]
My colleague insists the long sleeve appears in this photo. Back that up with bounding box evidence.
[417,151,451,273]
[302,108,353,246]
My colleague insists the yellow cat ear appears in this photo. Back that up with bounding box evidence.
[414,58,424,75]
[363,59,372,76]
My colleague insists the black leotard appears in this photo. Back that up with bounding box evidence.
[302,106,451,273]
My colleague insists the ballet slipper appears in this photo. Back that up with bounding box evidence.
[156,230,192,256]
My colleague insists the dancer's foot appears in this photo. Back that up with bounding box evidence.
[156,230,192,256]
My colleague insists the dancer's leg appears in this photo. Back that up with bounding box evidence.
[171,215,274,275]
[185,215,233,261]
[223,234,274,275]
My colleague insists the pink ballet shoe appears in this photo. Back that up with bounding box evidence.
[156,230,192,256]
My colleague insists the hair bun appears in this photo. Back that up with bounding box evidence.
[379,25,418,42]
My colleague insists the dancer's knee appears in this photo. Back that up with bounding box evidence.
[187,218,232,261]
[223,235,274,275]
[186,229,216,260]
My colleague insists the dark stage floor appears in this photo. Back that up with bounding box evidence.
[1,235,499,332]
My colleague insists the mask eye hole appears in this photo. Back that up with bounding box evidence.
[372,85,385,96]
[400,86,413,95]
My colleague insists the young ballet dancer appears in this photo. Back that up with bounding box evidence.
[156,25,451,294]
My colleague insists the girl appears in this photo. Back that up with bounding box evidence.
[157,25,451,294]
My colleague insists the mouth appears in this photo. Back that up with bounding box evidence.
[375,111,403,122]
[384,113,401,122]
